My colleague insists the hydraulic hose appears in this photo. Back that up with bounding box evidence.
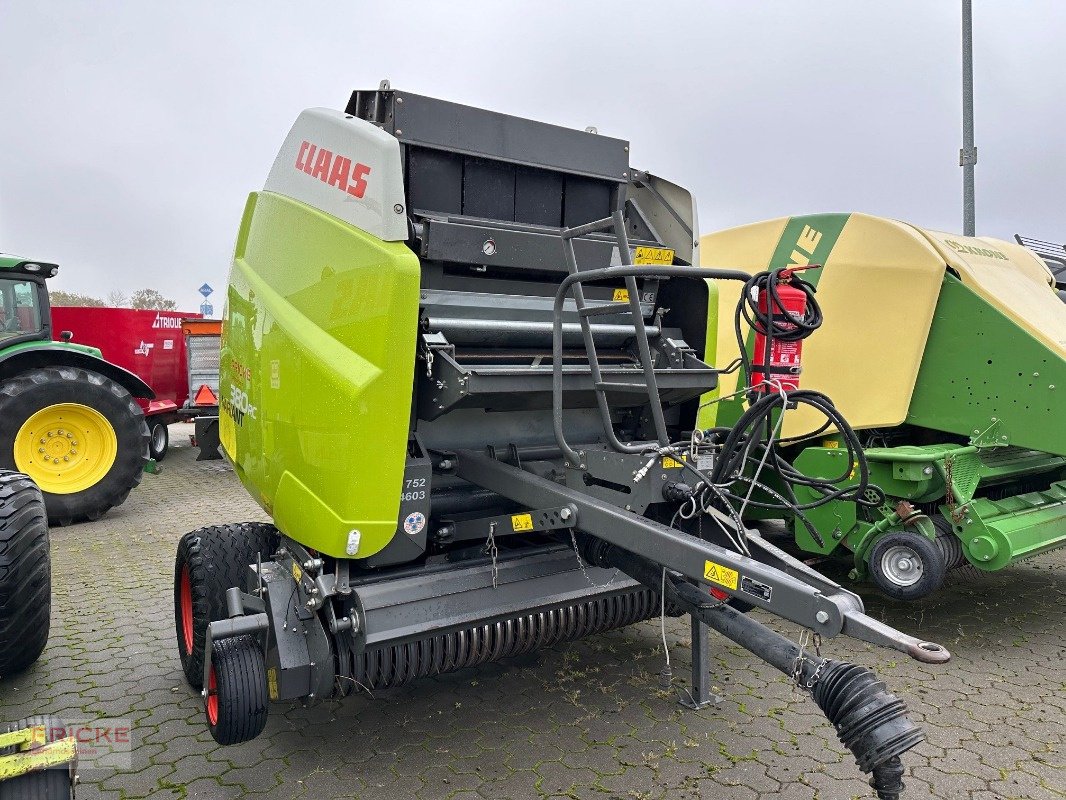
[586,541,925,800]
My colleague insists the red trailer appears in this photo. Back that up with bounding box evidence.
[50,307,219,460]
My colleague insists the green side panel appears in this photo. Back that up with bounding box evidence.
[706,213,850,430]
[955,481,1066,570]
[908,275,1066,457]
[222,191,421,559]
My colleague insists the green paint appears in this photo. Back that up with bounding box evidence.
[700,213,851,430]
[907,275,1066,457]
[223,191,422,559]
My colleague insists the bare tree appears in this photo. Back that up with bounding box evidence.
[129,288,178,311]
[105,289,129,308]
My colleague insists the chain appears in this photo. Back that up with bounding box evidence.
[568,528,617,588]
[791,629,829,691]
[484,521,498,588]
[944,456,966,523]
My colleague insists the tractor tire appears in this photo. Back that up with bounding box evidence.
[174,523,280,689]
[0,367,148,526]
[148,422,169,462]
[868,530,947,601]
[0,472,50,678]
[206,635,269,746]
[0,716,74,800]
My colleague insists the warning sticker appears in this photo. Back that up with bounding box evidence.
[634,246,675,265]
[267,667,279,700]
[511,513,534,532]
[662,456,684,469]
[612,288,630,302]
[703,560,739,591]
[291,562,303,583]
[740,576,773,602]
[822,439,839,449]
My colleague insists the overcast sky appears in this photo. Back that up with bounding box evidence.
[1,1,1063,310]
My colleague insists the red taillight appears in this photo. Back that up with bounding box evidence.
[709,587,730,602]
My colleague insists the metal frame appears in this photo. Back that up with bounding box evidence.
[454,448,949,663]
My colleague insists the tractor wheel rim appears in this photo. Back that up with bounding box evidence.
[881,545,924,587]
[179,566,194,655]
[14,403,118,494]
[152,424,166,452]
[206,667,219,726]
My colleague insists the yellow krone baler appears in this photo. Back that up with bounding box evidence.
[699,212,1066,599]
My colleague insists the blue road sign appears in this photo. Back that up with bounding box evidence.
[199,302,214,316]
[198,283,213,297]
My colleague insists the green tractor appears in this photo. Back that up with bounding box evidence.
[701,214,1066,600]
[0,255,151,524]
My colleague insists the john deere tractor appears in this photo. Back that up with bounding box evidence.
[701,214,1066,600]
[173,85,951,798]
[0,256,151,524]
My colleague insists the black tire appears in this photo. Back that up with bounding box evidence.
[207,635,268,746]
[867,530,947,601]
[0,716,73,800]
[0,472,50,678]
[0,367,148,525]
[148,422,169,462]
[174,523,280,689]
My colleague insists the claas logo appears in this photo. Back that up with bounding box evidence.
[295,140,371,199]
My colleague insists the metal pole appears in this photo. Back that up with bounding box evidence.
[961,0,977,236]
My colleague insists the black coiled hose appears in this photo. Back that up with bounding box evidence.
[810,661,924,799]
[734,267,822,393]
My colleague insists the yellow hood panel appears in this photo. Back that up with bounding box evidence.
[700,212,1063,438]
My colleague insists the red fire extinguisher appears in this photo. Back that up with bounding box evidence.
[749,266,819,396]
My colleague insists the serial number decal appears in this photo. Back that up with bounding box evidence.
[740,576,773,602]
[703,560,739,591]
[511,513,534,532]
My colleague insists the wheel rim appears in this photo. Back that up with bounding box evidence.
[14,403,118,494]
[206,667,219,726]
[179,566,194,655]
[880,544,924,587]
[151,424,166,453]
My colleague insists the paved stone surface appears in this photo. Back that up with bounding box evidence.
[2,424,1064,799]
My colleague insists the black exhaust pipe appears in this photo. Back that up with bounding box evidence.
[586,542,924,800]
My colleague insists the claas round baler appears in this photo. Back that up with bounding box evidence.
[701,213,1066,599]
[173,85,951,797]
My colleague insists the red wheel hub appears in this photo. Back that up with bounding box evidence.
[179,565,194,655]
[206,667,219,726]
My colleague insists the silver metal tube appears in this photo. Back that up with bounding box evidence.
[961,0,977,236]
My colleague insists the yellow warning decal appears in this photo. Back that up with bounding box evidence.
[703,560,739,591]
[511,513,534,532]
[267,667,279,700]
[822,439,839,449]
[634,246,675,265]
[662,456,684,469]
[612,288,630,302]
[291,562,303,582]
[219,411,236,458]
